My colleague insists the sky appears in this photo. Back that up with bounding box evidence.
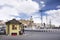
[0,0,60,26]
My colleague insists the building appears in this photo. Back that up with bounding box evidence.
[28,16,34,27]
[19,19,30,27]
[19,16,34,28]
[0,20,6,28]
[6,19,24,36]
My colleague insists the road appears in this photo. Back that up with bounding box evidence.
[0,31,60,40]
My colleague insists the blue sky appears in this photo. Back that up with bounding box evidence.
[33,0,60,9]
[0,0,60,26]
[33,0,60,26]
[33,0,60,13]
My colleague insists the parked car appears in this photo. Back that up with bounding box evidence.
[0,28,6,35]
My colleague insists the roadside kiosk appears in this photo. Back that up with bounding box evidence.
[6,19,24,36]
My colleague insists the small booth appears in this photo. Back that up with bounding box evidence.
[6,19,24,36]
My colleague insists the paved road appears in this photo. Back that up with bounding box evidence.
[0,31,60,40]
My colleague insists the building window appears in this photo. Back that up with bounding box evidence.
[12,25,17,30]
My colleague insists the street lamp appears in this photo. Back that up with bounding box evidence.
[39,0,46,28]
[39,10,43,27]
[49,19,51,28]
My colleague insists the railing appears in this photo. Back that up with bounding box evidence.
[24,28,60,32]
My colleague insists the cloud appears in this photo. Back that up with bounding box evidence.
[0,0,40,21]
[45,9,60,26]
[31,13,47,24]
[32,13,41,23]
[40,1,45,8]
[31,1,46,24]
[18,1,40,15]
[56,5,60,9]
[0,7,18,21]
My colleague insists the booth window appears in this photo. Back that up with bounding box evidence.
[12,25,17,30]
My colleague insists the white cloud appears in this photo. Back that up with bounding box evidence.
[0,7,18,21]
[17,0,40,14]
[56,5,60,8]
[0,0,40,21]
[45,9,60,26]
[32,14,41,23]
[43,16,47,23]
[31,11,47,24]
[40,1,45,8]
[32,14,48,25]
[40,1,44,4]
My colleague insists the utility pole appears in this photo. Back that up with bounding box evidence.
[41,12,43,27]
[39,1,45,28]
[39,10,43,27]
[49,19,51,28]
[46,14,48,28]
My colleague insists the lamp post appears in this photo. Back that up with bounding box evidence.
[39,1,45,28]
[46,14,48,28]
[39,10,43,27]
[49,19,51,28]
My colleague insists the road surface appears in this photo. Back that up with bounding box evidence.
[0,31,60,40]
